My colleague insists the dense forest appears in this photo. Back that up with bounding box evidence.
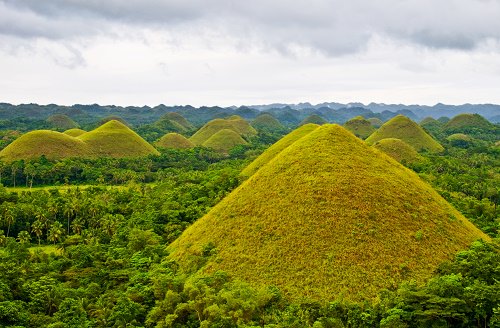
[0,109,498,327]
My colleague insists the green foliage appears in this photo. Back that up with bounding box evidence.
[366,115,444,153]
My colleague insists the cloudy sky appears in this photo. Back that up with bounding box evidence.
[1,0,500,107]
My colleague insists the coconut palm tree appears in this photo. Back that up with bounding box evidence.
[47,222,64,245]
[17,230,31,244]
[31,220,44,245]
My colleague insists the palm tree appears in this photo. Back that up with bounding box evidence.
[47,222,64,245]
[0,230,6,246]
[3,208,15,237]
[17,230,31,244]
[31,220,44,245]
[71,219,84,235]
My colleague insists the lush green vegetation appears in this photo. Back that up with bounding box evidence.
[0,116,498,327]
[366,115,444,153]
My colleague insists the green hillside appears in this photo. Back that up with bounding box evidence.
[0,130,93,161]
[164,112,194,130]
[252,113,284,131]
[443,113,496,133]
[154,112,194,133]
[78,120,159,158]
[189,117,257,145]
[240,123,319,178]
[367,117,383,128]
[47,114,79,130]
[99,115,129,126]
[299,114,327,126]
[156,132,194,149]
[201,129,248,153]
[372,138,422,164]
[169,124,487,301]
[63,128,87,137]
[366,115,444,153]
[447,133,473,148]
[343,116,376,139]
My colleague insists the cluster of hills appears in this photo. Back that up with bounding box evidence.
[1,101,499,129]
[169,123,488,301]
[0,120,159,161]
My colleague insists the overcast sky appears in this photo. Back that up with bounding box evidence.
[1,0,500,107]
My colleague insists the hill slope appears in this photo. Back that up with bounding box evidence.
[299,114,327,126]
[169,124,487,301]
[202,129,248,153]
[156,133,194,149]
[190,117,257,145]
[366,115,444,153]
[63,128,87,137]
[343,116,376,139]
[47,114,79,130]
[240,123,319,178]
[443,113,496,133]
[252,113,284,131]
[0,130,93,161]
[372,138,422,164]
[78,120,159,158]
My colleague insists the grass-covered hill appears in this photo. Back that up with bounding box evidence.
[251,113,284,131]
[240,123,319,178]
[153,112,194,134]
[0,130,93,161]
[343,116,376,139]
[366,115,444,153]
[372,138,422,164]
[446,133,474,148]
[98,115,129,127]
[156,132,194,149]
[169,124,487,301]
[164,112,195,130]
[443,113,497,134]
[189,116,257,145]
[63,128,87,137]
[79,120,159,158]
[201,129,248,153]
[46,114,79,130]
[299,114,327,126]
[367,117,384,128]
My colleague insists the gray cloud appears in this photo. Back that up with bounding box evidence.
[1,0,500,55]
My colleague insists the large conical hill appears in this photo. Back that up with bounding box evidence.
[367,117,384,128]
[78,120,159,158]
[0,130,93,162]
[164,112,194,130]
[366,115,444,153]
[189,117,257,145]
[201,129,248,153]
[169,124,487,301]
[240,123,319,178]
[343,116,376,139]
[154,112,194,133]
[299,114,327,126]
[443,113,496,133]
[156,133,194,149]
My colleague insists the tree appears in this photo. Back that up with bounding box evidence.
[31,220,44,245]
[17,230,30,244]
[47,222,64,244]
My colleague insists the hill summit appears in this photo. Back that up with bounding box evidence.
[189,116,257,145]
[343,116,376,139]
[366,115,444,153]
[169,124,487,301]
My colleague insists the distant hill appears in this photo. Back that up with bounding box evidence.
[189,116,257,145]
[79,120,159,158]
[169,124,487,301]
[0,130,93,161]
[372,138,422,164]
[202,129,248,153]
[251,113,284,131]
[156,133,194,149]
[98,115,129,127]
[366,115,444,153]
[299,114,327,125]
[443,113,496,133]
[367,117,383,128]
[63,128,87,137]
[343,116,376,139]
[153,112,194,133]
[46,114,79,130]
[240,123,319,178]
[446,133,474,148]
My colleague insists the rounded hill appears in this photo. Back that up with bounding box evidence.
[366,115,444,153]
[63,128,87,137]
[299,114,327,126]
[0,130,92,162]
[78,120,159,158]
[202,129,248,153]
[47,114,79,130]
[367,117,383,128]
[164,112,194,130]
[240,123,319,178]
[343,116,376,139]
[189,117,257,145]
[156,133,194,149]
[443,113,495,133]
[169,124,487,301]
[154,112,194,133]
[372,138,421,164]
[251,113,284,131]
